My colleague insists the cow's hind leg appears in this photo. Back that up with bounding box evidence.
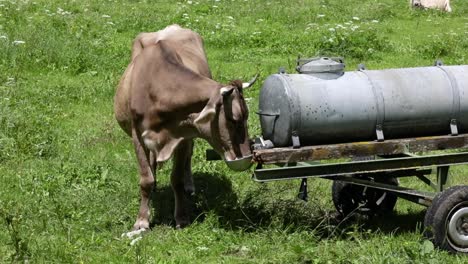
[131,126,155,232]
[171,139,194,228]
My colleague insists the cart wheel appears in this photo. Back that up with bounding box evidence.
[332,176,398,217]
[424,185,468,253]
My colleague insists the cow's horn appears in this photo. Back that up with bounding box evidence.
[242,74,258,89]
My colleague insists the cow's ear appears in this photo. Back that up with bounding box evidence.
[220,87,234,97]
[194,104,216,125]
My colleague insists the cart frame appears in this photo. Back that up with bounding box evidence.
[252,134,468,204]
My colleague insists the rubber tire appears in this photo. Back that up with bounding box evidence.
[424,185,468,254]
[332,176,398,217]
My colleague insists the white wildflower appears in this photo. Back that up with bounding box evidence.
[240,246,250,253]
[256,19,264,23]
[102,14,111,18]
[317,14,325,18]
[212,5,218,8]
[0,35,7,39]
[352,16,360,21]
[107,21,114,25]
[371,20,379,23]
[12,40,25,45]
[197,246,209,251]
[328,28,335,32]
[187,0,192,4]
[227,16,234,20]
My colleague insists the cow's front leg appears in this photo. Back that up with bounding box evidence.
[171,140,194,228]
[183,139,195,197]
[131,127,155,231]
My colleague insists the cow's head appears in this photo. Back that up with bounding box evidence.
[194,76,257,171]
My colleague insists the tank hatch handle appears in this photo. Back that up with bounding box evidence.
[296,56,345,74]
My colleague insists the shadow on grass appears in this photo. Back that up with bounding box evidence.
[150,172,427,238]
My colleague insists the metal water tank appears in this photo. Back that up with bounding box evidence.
[258,58,468,147]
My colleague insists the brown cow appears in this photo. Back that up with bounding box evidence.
[114,25,255,235]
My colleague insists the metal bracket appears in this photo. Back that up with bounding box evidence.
[450,119,459,136]
[434,60,443,66]
[252,137,275,150]
[358,63,366,71]
[436,166,449,192]
[278,67,286,74]
[297,178,308,201]
[292,131,301,148]
[376,124,385,142]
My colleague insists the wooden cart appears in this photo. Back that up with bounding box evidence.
[249,134,468,253]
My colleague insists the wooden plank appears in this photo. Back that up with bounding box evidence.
[253,134,468,164]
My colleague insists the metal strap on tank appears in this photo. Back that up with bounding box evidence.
[359,68,385,141]
[437,66,460,136]
[286,74,302,148]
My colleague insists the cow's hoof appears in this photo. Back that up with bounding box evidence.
[121,228,147,239]
[132,218,150,230]
[184,185,195,197]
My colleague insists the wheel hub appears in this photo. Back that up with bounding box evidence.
[463,222,468,233]
[447,206,468,247]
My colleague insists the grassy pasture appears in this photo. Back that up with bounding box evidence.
[1,0,468,262]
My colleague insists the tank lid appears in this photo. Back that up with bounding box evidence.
[296,57,345,74]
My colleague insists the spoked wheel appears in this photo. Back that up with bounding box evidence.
[332,176,399,217]
[424,185,468,254]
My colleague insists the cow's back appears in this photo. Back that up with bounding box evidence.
[131,25,211,78]
[114,25,212,136]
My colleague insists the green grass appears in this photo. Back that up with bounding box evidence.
[1,0,468,262]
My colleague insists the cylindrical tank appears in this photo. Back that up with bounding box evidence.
[258,58,468,147]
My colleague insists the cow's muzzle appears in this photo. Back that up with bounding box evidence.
[225,155,253,171]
